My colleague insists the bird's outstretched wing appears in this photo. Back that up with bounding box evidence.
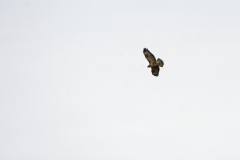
[151,66,159,76]
[143,48,156,64]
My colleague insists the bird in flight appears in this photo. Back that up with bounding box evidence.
[143,48,164,76]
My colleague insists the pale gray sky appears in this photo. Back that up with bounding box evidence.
[1,0,240,159]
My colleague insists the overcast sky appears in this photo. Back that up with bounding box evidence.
[1,0,240,159]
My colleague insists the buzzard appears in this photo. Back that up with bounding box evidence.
[143,48,164,76]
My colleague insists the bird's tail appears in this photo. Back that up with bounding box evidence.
[156,58,164,67]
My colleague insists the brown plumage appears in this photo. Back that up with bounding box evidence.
[143,48,164,76]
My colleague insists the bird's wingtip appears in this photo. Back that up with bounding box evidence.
[143,48,148,52]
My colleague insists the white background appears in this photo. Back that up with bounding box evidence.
[1,0,240,159]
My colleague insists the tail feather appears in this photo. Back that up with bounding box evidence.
[156,58,164,67]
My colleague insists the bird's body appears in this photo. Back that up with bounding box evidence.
[143,48,164,76]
